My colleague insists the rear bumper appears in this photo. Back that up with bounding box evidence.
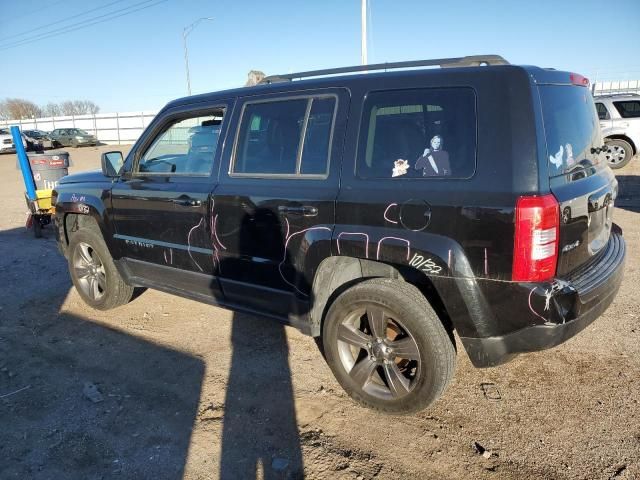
[461,226,626,367]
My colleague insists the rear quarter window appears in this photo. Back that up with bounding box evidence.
[613,100,640,118]
[356,88,476,179]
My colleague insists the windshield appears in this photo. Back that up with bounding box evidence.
[539,85,601,176]
[75,129,90,135]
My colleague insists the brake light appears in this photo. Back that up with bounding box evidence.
[512,194,559,282]
[570,73,590,87]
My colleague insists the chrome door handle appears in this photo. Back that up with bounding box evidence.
[277,205,318,217]
[172,197,201,207]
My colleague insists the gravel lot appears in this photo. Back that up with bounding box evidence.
[0,145,638,479]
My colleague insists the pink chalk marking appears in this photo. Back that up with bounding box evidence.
[187,218,204,272]
[484,248,488,276]
[336,232,369,258]
[383,203,399,224]
[376,236,411,261]
[528,288,549,323]
[213,214,227,250]
[284,217,290,242]
[279,226,332,297]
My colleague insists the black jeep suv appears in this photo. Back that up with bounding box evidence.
[53,55,625,414]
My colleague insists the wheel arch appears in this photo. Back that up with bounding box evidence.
[63,212,101,245]
[309,256,454,343]
[606,134,637,155]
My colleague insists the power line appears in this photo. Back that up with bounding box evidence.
[9,0,68,23]
[0,0,128,43]
[0,0,157,49]
[0,0,167,51]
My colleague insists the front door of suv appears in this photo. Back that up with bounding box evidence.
[213,90,348,321]
[111,101,231,300]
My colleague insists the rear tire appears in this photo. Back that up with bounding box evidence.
[322,278,455,414]
[604,138,633,169]
[68,228,134,310]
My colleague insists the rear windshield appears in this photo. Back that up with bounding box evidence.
[539,85,600,176]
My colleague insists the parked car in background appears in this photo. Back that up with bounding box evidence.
[0,128,28,154]
[50,128,98,148]
[23,129,53,150]
[594,93,640,168]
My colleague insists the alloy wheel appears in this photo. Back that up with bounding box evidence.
[73,242,107,301]
[336,304,421,400]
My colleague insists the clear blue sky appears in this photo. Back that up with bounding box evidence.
[1,0,639,113]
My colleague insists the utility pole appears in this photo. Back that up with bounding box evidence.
[361,0,367,65]
[183,17,214,96]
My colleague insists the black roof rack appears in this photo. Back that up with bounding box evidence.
[259,55,509,84]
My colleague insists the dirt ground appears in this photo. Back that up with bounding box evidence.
[0,144,638,480]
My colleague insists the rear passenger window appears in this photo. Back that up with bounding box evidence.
[357,88,476,179]
[232,96,336,177]
[613,101,640,118]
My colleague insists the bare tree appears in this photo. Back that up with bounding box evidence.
[60,99,100,115]
[60,101,77,116]
[245,70,266,87]
[78,100,100,114]
[41,102,61,117]
[0,98,42,119]
[1,97,101,119]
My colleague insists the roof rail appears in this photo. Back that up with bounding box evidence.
[593,92,639,97]
[259,55,509,84]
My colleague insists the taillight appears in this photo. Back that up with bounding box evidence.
[512,194,559,282]
[569,73,590,87]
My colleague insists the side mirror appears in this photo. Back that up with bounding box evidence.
[101,151,124,177]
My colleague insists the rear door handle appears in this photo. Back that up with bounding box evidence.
[278,205,318,217]
[172,197,201,207]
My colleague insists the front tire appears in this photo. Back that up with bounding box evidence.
[322,278,455,414]
[68,228,134,310]
[604,138,633,169]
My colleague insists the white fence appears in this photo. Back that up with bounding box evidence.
[0,111,158,145]
[593,79,640,95]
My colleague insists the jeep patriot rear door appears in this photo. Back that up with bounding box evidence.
[212,89,349,322]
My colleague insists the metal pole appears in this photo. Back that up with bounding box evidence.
[183,29,192,96]
[182,17,214,96]
[361,0,367,65]
[116,112,121,145]
[12,126,36,200]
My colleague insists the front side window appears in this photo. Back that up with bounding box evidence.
[595,102,610,120]
[232,96,336,176]
[357,88,477,179]
[613,100,640,118]
[137,109,224,175]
